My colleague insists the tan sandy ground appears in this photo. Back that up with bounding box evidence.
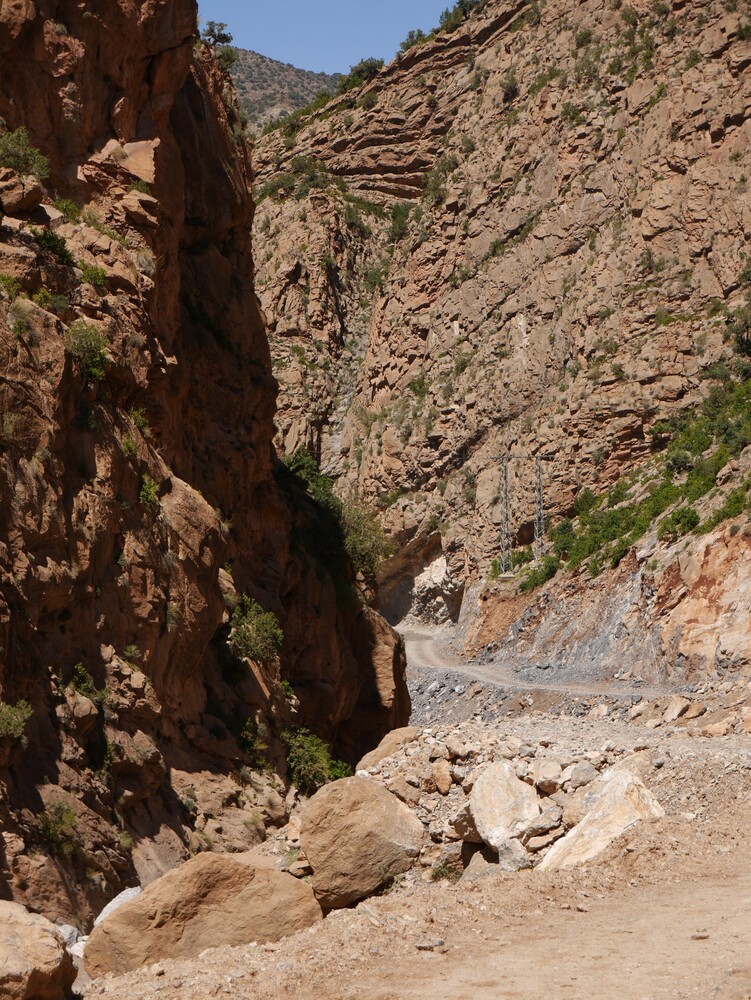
[83,702,751,1000]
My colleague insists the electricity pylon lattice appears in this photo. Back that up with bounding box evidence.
[534,456,545,562]
[499,457,511,574]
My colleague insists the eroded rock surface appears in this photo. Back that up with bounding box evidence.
[0,0,407,927]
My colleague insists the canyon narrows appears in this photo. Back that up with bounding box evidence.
[0,0,749,997]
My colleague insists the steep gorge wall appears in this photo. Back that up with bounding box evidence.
[254,0,751,674]
[0,0,408,926]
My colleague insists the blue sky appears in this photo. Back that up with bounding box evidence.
[198,1,452,74]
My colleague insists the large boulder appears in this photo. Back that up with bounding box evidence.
[538,770,664,871]
[300,776,424,908]
[84,853,321,978]
[357,726,419,771]
[0,901,75,1000]
[469,762,541,851]
[0,168,43,214]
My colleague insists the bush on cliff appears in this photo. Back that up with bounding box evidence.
[0,700,32,742]
[0,127,49,179]
[65,320,109,380]
[280,449,390,578]
[229,595,284,666]
[282,727,352,794]
[337,58,384,94]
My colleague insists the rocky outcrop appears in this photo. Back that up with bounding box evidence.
[300,775,425,907]
[85,853,322,977]
[0,901,75,1000]
[0,0,407,927]
[538,769,664,870]
[253,0,751,675]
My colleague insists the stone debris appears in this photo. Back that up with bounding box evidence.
[539,771,665,871]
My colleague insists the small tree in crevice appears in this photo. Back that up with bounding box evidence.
[229,596,284,666]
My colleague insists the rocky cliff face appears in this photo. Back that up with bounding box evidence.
[254,0,751,677]
[0,0,408,927]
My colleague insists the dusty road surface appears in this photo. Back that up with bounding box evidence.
[403,630,674,701]
[82,634,751,1000]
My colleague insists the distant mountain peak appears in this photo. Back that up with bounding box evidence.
[231,48,342,133]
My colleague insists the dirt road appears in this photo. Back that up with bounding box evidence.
[404,630,675,701]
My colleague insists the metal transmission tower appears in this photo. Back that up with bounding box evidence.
[534,456,545,561]
[499,457,511,573]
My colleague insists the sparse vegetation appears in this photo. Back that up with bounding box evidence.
[0,274,22,300]
[337,57,384,94]
[229,595,284,665]
[37,802,78,852]
[79,263,107,290]
[237,718,269,770]
[138,474,159,509]
[281,449,391,578]
[0,701,32,741]
[65,321,109,380]
[0,127,49,178]
[31,227,74,265]
[423,153,459,206]
[282,727,352,794]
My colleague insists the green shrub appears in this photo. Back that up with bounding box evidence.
[238,718,269,770]
[79,263,107,290]
[31,227,74,265]
[81,209,130,247]
[659,506,700,542]
[512,545,534,567]
[0,274,22,300]
[32,289,68,316]
[340,496,390,576]
[430,861,462,882]
[337,57,384,94]
[65,320,109,380]
[121,433,137,459]
[561,102,584,126]
[438,0,485,33]
[696,486,748,534]
[128,407,151,436]
[727,301,751,357]
[282,727,352,794]
[423,153,459,206]
[229,595,283,665]
[501,69,519,103]
[281,680,295,700]
[139,474,159,509]
[400,28,428,51]
[53,198,81,222]
[0,127,49,178]
[37,802,78,852]
[0,700,32,740]
[68,662,107,704]
[216,45,238,71]
[281,449,391,578]
[519,554,561,592]
[388,203,412,243]
[128,179,152,195]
